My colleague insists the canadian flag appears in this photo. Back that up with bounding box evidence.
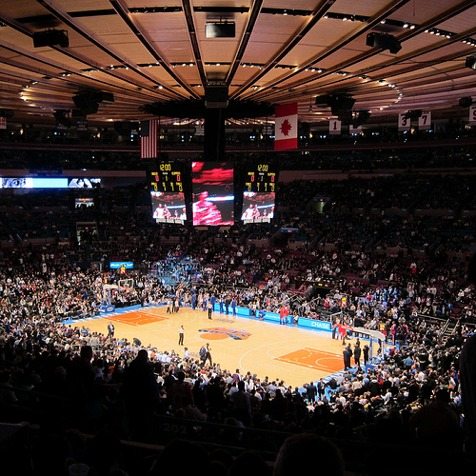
[274,103,298,151]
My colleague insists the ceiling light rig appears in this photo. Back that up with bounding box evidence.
[462,38,476,47]
[424,28,454,39]
[305,67,324,73]
[275,64,299,70]
[322,11,416,30]
[19,80,52,104]
[129,6,182,14]
[262,7,312,17]
[137,63,161,68]
[241,63,264,69]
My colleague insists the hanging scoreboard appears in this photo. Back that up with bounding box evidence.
[148,161,186,224]
[242,163,277,224]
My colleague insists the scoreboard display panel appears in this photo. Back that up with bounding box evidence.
[241,192,275,224]
[242,163,277,223]
[149,161,183,193]
[192,161,234,226]
[151,191,186,224]
[149,161,186,224]
[244,163,276,193]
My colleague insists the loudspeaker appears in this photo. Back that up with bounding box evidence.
[315,93,355,120]
[459,97,473,107]
[54,109,71,126]
[33,29,69,48]
[465,56,476,70]
[205,84,229,108]
[329,94,355,114]
[315,94,333,106]
[366,32,401,54]
[352,110,370,127]
[73,90,114,115]
[0,109,14,118]
[403,109,422,120]
[99,92,114,103]
[114,121,136,135]
[205,22,236,38]
[73,94,99,115]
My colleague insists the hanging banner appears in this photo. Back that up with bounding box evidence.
[274,103,298,151]
[398,113,410,131]
[469,105,476,124]
[194,123,205,136]
[329,119,341,135]
[418,112,431,129]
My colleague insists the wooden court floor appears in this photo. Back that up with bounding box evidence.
[71,307,359,388]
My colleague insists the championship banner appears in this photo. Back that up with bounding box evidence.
[398,113,410,131]
[418,112,431,129]
[0,117,6,129]
[194,123,205,136]
[329,119,341,135]
[470,105,476,124]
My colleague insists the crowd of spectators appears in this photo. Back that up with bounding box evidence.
[1,140,476,170]
[0,169,475,474]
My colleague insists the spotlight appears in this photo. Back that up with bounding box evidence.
[465,56,476,70]
[366,32,401,54]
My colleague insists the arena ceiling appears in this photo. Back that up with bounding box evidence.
[1,0,476,126]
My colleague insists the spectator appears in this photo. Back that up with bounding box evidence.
[122,349,159,440]
[459,252,476,461]
[273,433,344,476]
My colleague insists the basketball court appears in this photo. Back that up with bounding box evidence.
[71,306,369,388]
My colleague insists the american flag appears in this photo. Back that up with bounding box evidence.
[140,119,158,159]
[0,117,6,130]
